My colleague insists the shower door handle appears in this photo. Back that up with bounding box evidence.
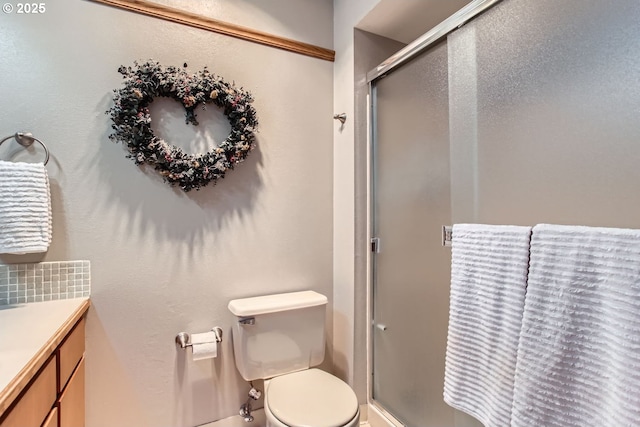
[371,237,381,253]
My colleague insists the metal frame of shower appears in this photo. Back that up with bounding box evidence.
[366,0,502,424]
[366,0,501,83]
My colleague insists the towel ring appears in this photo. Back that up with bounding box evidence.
[0,132,50,166]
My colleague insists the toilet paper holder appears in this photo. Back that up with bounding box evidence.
[175,327,223,349]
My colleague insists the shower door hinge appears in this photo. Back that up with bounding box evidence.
[371,237,381,253]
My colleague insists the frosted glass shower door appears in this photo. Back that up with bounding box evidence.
[371,40,453,427]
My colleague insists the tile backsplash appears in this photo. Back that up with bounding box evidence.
[0,260,91,305]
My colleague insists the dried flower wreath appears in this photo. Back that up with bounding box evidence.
[107,60,258,192]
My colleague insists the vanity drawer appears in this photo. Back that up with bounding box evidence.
[0,355,57,427]
[59,357,84,427]
[58,318,85,392]
[42,407,59,427]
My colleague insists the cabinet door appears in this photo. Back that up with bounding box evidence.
[0,356,57,427]
[59,319,85,392]
[59,357,84,427]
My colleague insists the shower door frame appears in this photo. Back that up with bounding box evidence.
[365,0,502,424]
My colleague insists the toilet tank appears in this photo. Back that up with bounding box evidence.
[228,291,328,381]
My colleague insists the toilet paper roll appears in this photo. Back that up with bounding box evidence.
[190,331,218,361]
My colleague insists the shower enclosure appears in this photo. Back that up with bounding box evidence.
[368,0,640,425]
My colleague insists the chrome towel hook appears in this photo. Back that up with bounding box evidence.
[0,132,50,165]
[333,113,347,124]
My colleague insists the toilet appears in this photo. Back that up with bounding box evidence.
[228,290,360,427]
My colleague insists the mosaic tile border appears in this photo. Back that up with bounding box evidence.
[0,260,90,305]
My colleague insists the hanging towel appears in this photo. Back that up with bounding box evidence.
[512,224,640,427]
[0,160,52,254]
[443,223,532,427]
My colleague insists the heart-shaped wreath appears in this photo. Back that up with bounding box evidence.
[107,60,258,192]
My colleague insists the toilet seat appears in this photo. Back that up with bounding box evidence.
[265,369,359,427]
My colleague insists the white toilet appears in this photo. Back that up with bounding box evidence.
[228,290,360,427]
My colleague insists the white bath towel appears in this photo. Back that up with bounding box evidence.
[512,224,640,427]
[0,160,52,254]
[443,223,532,427]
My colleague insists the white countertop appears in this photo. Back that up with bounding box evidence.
[0,298,89,413]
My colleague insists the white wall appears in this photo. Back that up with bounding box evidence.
[0,1,333,425]
[332,0,380,401]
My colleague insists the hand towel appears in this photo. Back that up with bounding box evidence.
[443,223,532,427]
[0,160,52,254]
[512,224,640,427]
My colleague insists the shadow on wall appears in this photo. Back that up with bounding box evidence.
[87,91,264,249]
[172,346,255,427]
[86,308,153,427]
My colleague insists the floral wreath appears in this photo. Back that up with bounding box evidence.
[107,60,258,192]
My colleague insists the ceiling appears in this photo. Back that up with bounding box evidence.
[357,0,472,44]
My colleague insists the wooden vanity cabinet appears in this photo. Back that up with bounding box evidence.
[0,355,57,427]
[0,317,86,427]
[58,317,85,427]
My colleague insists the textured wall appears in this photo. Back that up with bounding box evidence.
[332,0,380,403]
[0,1,333,425]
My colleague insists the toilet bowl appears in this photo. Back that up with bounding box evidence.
[228,291,360,427]
[264,369,359,427]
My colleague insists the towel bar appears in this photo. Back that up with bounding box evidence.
[0,132,50,165]
[442,225,453,247]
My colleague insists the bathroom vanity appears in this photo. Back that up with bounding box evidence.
[0,298,90,427]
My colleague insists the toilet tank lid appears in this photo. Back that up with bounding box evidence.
[228,291,327,316]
